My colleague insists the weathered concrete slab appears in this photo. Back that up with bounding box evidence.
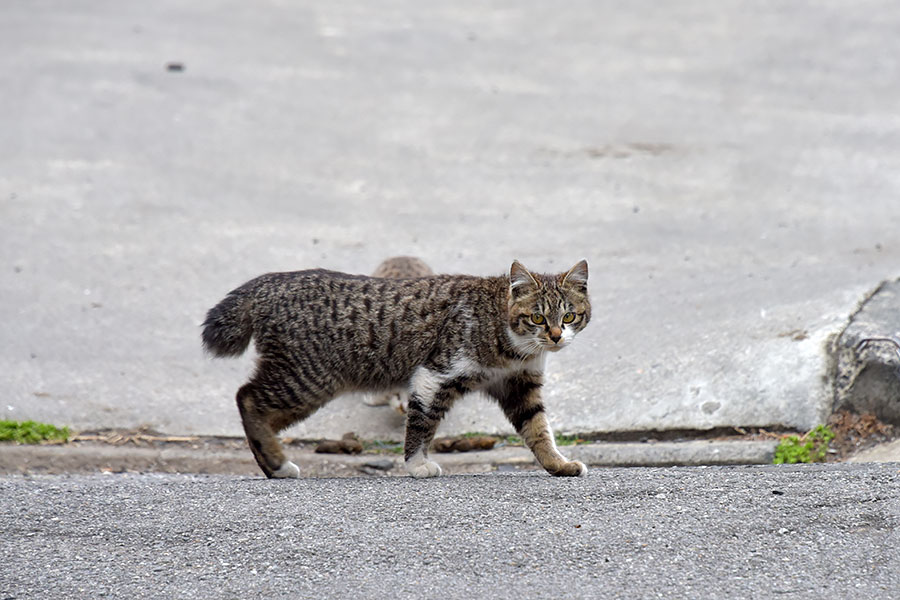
[4,1,900,440]
[849,438,900,463]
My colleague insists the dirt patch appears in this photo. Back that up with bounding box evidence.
[433,435,499,452]
[315,433,364,454]
[826,410,896,460]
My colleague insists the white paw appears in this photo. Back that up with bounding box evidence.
[389,392,408,414]
[406,458,443,479]
[363,393,391,407]
[271,461,300,478]
[550,459,587,477]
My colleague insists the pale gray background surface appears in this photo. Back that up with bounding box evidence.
[3,1,900,438]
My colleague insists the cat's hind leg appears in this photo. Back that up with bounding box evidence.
[236,373,327,479]
[404,367,465,478]
[236,383,298,478]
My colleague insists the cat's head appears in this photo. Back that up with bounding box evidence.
[506,260,591,355]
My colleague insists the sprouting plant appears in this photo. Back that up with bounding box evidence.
[773,425,835,464]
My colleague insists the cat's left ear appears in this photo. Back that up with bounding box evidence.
[561,259,589,290]
[510,260,540,298]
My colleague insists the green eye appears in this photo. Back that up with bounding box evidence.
[562,312,576,324]
[530,313,545,325]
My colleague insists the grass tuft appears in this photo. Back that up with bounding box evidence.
[0,420,70,444]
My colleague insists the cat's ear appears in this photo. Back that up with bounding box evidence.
[561,259,589,289]
[509,260,539,297]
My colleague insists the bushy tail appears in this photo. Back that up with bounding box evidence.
[202,287,254,357]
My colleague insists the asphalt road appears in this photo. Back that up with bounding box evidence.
[2,464,898,599]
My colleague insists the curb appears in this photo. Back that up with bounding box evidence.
[567,440,778,467]
[832,278,900,426]
[847,438,900,463]
[0,440,779,477]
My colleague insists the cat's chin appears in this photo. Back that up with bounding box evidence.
[544,344,566,353]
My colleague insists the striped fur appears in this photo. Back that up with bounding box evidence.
[364,257,435,412]
[202,260,591,479]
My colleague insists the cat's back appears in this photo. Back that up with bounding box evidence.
[243,268,502,387]
[246,267,489,305]
[245,268,428,303]
[244,268,500,341]
[243,268,366,298]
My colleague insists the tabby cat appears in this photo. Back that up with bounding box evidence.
[364,256,435,412]
[370,255,434,280]
[202,260,591,479]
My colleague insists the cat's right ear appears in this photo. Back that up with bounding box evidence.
[510,260,539,298]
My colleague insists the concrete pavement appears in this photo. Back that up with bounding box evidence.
[0,439,782,477]
[3,1,900,450]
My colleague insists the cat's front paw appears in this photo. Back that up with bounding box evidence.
[406,458,443,479]
[551,460,587,477]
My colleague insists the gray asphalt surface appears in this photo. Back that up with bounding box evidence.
[3,464,898,599]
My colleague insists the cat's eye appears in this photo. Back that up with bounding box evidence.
[530,313,545,325]
[562,312,576,324]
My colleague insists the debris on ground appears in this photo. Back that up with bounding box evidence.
[315,432,364,455]
[432,435,498,453]
[826,410,896,460]
[73,426,199,447]
[362,458,395,471]
[357,458,398,475]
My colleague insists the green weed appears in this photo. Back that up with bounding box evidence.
[0,420,70,444]
[364,440,404,454]
[499,435,522,446]
[773,425,835,464]
[460,431,522,445]
[555,432,589,446]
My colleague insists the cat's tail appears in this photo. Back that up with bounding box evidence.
[202,286,254,357]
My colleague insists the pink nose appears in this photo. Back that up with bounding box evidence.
[549,327,562,343]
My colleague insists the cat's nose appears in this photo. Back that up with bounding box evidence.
[549,327,562,343]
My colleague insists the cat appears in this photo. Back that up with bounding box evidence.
[202,259,591,479]
[370,255,434,280]
[364,256,435,413]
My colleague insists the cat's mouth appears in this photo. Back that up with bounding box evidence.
[544,342,566,352]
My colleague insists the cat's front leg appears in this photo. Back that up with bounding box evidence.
[490,374,587,477]
[404,399,443,478]
[403,366,463,478]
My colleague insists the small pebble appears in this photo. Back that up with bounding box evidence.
[363,459,395,471]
